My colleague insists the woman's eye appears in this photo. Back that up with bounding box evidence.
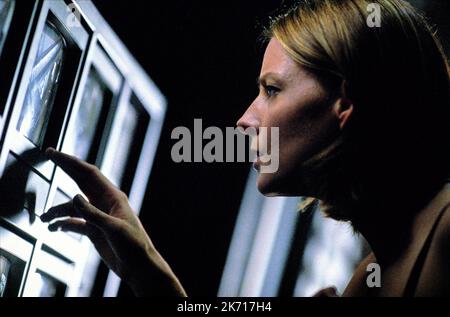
[264,85,280,97]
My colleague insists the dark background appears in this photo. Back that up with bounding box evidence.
[90,0,449,296]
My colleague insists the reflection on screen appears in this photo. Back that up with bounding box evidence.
[0,249,26,297]
[108,103,139,186]
[0,255,10,297]
[65,69,108,161]
[17,22,66,146]
[0,0,14,54]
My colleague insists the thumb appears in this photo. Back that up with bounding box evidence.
[73,194,115,230]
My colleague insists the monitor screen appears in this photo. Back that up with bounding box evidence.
[16,21,66,146]
[0,255,10,297]
[0,0,14,54]
[0,249,26,297]
[65,68,111,161]
[108,101,139,187]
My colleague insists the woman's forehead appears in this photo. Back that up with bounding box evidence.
[262,39,294,72]
[261,38,309,83]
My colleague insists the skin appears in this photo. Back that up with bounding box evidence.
[42,148,186,296]
[236,38,352,196]
[42,38,449,296]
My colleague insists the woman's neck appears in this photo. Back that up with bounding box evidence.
[335,185,442,265]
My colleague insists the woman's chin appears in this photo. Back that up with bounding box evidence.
[256,172,288,197]
[256,168,312,197]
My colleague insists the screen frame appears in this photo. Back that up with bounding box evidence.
[21,244,74,297]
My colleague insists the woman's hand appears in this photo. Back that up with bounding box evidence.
[41,148,186,296]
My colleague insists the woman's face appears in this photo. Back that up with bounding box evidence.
[237,38,343,196]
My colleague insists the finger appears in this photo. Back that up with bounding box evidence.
[72,194,117,231]
[41,201,80,222]
[45,148,117,198]
[48,218,105,245]
[48,218,90,235]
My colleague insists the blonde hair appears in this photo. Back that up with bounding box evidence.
[265,0,450,225]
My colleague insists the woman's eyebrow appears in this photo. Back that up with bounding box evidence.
[256,72,283,87]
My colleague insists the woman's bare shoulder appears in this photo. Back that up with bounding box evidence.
[342,252,376,297]
[414,204,450,296]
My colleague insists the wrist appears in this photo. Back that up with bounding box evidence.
[126,246,187,297]
[129,267,187,297]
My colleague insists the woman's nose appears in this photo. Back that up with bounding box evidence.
[236,103,260,133]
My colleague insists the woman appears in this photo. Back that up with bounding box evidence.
[41,0,450,296]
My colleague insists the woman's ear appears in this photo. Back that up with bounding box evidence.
[333,97,354,130]
[334,80,353,130]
